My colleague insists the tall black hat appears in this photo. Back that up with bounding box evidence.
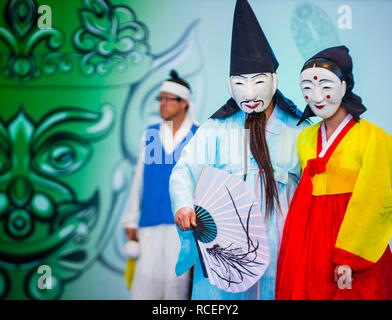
[230,0,279,76]
[211,0,302,119]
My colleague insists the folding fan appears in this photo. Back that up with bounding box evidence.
[193,166,270,293]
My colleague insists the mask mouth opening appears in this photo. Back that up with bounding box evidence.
[0,191,99,264]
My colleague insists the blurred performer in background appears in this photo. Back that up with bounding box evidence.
[276,46,392,300]
[122,70,199,299]
[170,0,307,300]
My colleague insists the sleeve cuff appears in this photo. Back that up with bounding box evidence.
[122,222,138,229]
[121,210,140,229]
[333,247,374,272]
[173,202,194,216]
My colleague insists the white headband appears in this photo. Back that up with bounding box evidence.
[160,81,191,101]
[160,79,199,125]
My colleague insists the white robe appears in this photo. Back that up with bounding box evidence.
[122,114,194,300]
[169,106,308,299]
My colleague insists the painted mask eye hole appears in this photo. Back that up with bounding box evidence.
[50,145,75,170]
[34,135,92,176]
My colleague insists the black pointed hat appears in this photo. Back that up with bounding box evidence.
[211,0,303,120]
[230,0,279,76]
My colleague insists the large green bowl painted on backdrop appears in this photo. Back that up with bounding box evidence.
[0,0,156,299]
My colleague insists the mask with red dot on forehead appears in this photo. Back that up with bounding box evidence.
[300,66,346,119]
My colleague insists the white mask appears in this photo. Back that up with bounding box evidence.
[228,72,278,114]
[300,67,346,119]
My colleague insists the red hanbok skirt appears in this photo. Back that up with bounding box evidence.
[276,193,392,300]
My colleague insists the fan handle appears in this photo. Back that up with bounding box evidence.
[191,226,208,278]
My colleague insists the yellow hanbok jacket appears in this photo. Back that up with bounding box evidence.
[298,118,392,268]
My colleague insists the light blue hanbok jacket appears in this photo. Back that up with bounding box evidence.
[169,105,308,300]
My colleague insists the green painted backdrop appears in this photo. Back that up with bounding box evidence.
[0,0,391,299]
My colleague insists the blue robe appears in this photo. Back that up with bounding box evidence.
[169,105,308,300]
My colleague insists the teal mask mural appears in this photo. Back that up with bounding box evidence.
[0,106,113,299]
[0,0,204,299]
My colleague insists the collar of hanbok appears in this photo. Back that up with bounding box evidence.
[319,113,353,158]
[265,104,281,135]
[241,104,282,135]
